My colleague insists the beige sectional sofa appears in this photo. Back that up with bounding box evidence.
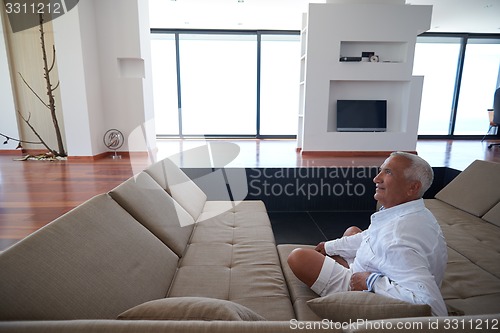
[0,157,499,332]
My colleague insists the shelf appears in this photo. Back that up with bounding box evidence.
[339,41,408,64]
[330,61,412,81]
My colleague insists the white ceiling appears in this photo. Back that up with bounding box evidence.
[149,0,500,33]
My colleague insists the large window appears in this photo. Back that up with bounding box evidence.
[151,30,300,138]
[259,34,300,136]
[179,34,257,135]
[454,38,500,135]
[413,34,500,136]
[413,37,461,135]
[151,31,500,138]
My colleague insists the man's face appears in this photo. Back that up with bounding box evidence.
[373,155,418,209]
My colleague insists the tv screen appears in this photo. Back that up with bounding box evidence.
[336,100,387,132]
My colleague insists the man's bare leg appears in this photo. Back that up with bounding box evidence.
[343,226,362,237]
[287,248,325,287]
[287,226,363,287]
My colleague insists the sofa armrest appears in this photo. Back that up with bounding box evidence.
[435,160,500,217]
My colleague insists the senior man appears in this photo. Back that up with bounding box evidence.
[287,152,448,316]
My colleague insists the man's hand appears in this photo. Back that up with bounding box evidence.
[315,242,326,255]
[349,272,371,291]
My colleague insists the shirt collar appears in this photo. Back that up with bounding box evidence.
[372,198,425,222]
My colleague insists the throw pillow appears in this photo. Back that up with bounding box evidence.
[307,292,432,322]
[117,297,266,321]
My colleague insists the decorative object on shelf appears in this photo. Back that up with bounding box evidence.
[339,56,362,62]
[361,51,374,62]
[103,129,124,159]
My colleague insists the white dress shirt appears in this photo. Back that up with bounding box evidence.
[324,199,448,316]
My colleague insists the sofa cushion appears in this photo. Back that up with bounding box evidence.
[435,160,500,217]
[109,172,194,257]
[167,201,296,321]
[0,194,178,321]
[145,158,207,220]
[307,292,431,322]
[426,199,500,279]
[440,247,500,314]
[483,201,500,227]
[117,297,265,321]
[277,244,322,321]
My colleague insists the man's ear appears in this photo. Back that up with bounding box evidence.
[408,181,422,197]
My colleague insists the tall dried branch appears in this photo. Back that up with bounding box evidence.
[18,72,50,110]
[18,111,58,156]
[15,13,67,157]
[38,13,66,157]
[48,45,56,72]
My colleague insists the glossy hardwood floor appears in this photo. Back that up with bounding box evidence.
[1,138,499,251]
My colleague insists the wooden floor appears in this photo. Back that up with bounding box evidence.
[1,138,499,251]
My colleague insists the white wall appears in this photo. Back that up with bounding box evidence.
[299,2,431,153]
[0,12,20,151]
[52,0,155,156]
[52,3,97,156]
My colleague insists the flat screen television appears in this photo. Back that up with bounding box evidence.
[336,100,387,132]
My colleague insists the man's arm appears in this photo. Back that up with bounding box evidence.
[324,230,365,258]
[368,244,448,317]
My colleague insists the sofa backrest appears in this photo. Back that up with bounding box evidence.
[0,194,179,321]
[482,202,500,227]
[435,160,500,219]
[109,171,194,257]
[145,158,207,221]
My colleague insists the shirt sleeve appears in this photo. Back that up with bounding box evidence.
[324,231,365,258]
[371,243,448,317]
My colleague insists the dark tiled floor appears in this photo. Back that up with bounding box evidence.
[269,211,373,245]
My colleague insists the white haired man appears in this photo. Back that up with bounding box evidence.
[287,152,448,316]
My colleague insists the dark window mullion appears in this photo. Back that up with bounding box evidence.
[448,34,468,135]
[256,32,262,138]
[175,33,183,137]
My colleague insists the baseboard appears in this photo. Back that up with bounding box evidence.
[68,151,151,161]
[67,152,109,161]
[20,149,50,156]
[1,150,151,161]
[0,150,22,155]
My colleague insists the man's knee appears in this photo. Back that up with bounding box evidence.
[287,248,307,271]
[287,248,325,287]
[344,226,362,237]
